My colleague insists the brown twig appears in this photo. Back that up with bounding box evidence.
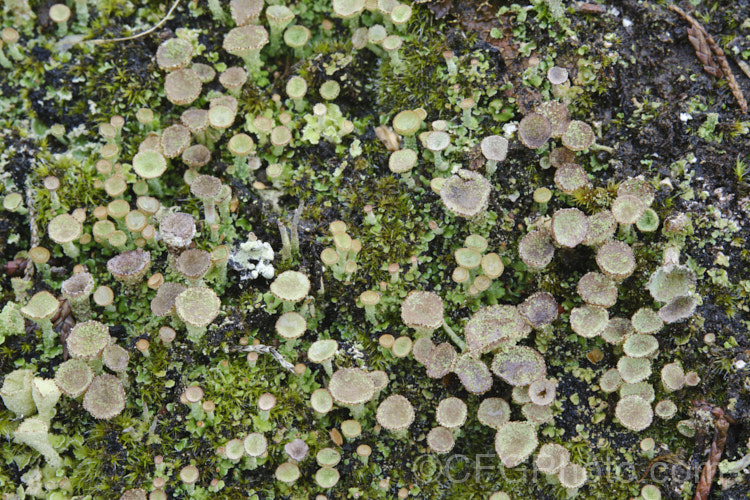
[83,0,182,45]
[686,25,722,78]
[638,453,688,483]
[1,258,29,276]
[694,405,732,500]
[669,4,748,114]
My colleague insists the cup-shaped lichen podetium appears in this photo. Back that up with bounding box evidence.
[13,417,63,468]
[528,378,557,406]
[554,163,590,195]
[465,304,531,354]
[20,291,60,349]
[66,320,110,362]
[491,345,547,387]
[557,463,588,497]
[452,353,493,395]
[275,461,300,486]
[315,466,340,489]
[224,438,246,463]
[332,0,366,29]
[49,4,71,37]
[284,438,309,463]
[190,175,222,225]
[174,286,221,343]
[159,212,196,260]
[269,270,311,312]
[181,110,210,148]
[477,397,511,430]
[307,339,338,377]
[107,249,151,287]
[0,369,35,416]
[183,385,204,420]
[550,208,588,248]
[165,68,202,106]
[223,25,269,73]
[615,395,653,431]
[569,305,609,338]
[577,271,617,309]
[392,109,422,150]
[436,397,468,433]
[518,229,555,271]
[243,432,268,469]
[383,34,403,72]
[518,113,551,150]
[61,271,95,321]
[561,120,595,152]
[661,362,686,393]
[518,291,559,331]
[48,213,82,259]
[439,169,491,219]
[265,5,294,53]
[376,394,415,439]
[537,100,570,139]
[150,282,187,321]
[494,421,537,468]
[54,358,94,398]
[424,131,450,172]
[400,291,444,338]
[82,373,126,420]
[284,25,311,60]
[257,392,277,421]
[31,377,61,424]
[179,464,200,495]
[388,148,417,187]
[156,37,194,71]
[328,368,375,420]
[427,426,455,454]
[423,342,456,379]
[175,249,212,286]
[357,290,381,324]
[102,344,130,375]
[132,150,168,194]
[310,388,334,418]
[161,124,192,160]
[227,133,255,180]
[275,311,307,352]
[480,135,508,175]
[596,239,636,281]
[219,66,247,98]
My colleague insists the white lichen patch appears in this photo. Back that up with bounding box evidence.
[230,234,275,281]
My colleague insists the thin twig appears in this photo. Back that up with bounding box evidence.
[85,0,183,45]
[669,4,747,114]
[686,25,721,78]
[230,344,296,373]
[694,404,732,500]
[638,453,689,482]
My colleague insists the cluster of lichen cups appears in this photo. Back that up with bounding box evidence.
[1,318,130,470]
[0,0,714,498]
[319,220,362,283]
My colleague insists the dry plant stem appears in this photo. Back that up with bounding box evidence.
[85,0,183,45]
[669,4,748,114]
[639,454,689,483]
[693,404,731,500]
[686,26,721,78]
[231,344,296,372]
